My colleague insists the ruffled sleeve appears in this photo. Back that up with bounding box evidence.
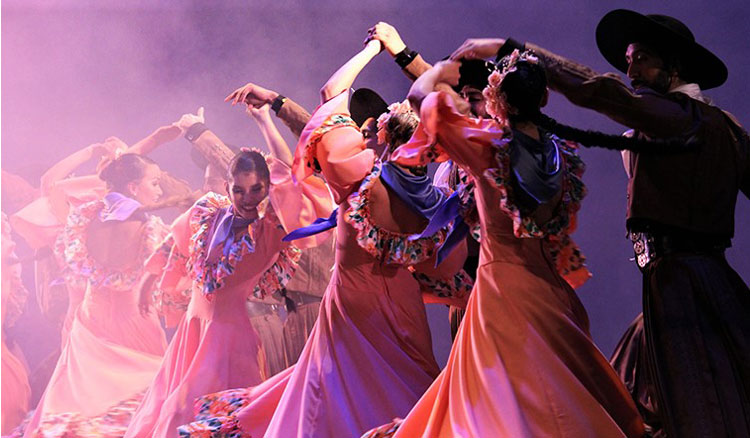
[292,90,376,203]
[391,91,506,175]
[266,156,334,249]
[144,231,191,327]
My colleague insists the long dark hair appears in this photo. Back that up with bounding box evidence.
[491,56,694,152]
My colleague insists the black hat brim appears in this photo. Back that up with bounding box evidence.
[596,9,727,89]
[350,88,388,127]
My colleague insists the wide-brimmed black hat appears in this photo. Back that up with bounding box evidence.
[350,88,388,126]
[596,9,727,89]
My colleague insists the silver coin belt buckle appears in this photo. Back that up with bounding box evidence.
[630,231,655,271]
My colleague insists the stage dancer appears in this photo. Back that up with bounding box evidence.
[21,153,173,438]
[124,102,333,438]
[451,10,750,436]
[364,52,645,437]
[2,214,32,435]
[178,38,471,438]
[226,82,337,370]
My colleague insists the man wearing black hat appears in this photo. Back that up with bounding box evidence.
[452,9,750,437]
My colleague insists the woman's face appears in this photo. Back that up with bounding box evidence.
[129,163,163,204]
[360,117,385,157]
[226,171,269,221]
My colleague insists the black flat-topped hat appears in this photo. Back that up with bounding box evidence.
[596,9,727,89]
[350,88,388,127]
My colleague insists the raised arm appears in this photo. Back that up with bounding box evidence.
[126,119,182,156]
[176,107,235,175]
[368,22,433,81]
[451,37,697,138]
[40,140,121,196]
[320,39,382,103]
[407,60,465,114]
[247,104,293,166]
[226,82,311,139]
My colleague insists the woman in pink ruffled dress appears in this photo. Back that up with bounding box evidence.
[364,52,645,437]
[177,39,471,438]
[124,103,334,438]
[22,153,172,438]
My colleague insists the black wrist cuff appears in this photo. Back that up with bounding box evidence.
[495,38,526,63]
[271,95,287,115]
[394,46,419,69]
[184,122,208,143]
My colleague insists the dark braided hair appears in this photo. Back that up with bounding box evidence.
[99,153,158,192]
[227,149,270,182]
[493,56,696,153]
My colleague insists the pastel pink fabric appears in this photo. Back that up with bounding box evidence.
[389,92,645,438]
[124,158,333,438]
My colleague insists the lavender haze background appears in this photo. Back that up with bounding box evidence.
[2,0,748,371]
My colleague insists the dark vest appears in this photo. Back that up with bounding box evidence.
[626,92,749,240]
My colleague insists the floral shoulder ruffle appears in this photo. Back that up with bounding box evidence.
[186,192,298,301]
[300,113,360,176]
[56,200,169,291]
[345,161,447,266]
[484,135,591,288]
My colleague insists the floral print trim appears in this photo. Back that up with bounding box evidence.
[251,244,301,300]
[145,234,192,316]
[177,388,252,438]
[186,192,298,301]
[483,135,591,287]
[361,418,403,438]
[17,391,145,438]
[55,200,168,291]
[187,193,259,299]
[301,114,359,175]
[409,268,474,300]
[345,161,447,266]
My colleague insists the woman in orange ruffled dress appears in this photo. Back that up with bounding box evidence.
[124,102,333,438]
[365,51,645,438]
[177,39,471,438]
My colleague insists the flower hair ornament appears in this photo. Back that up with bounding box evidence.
[375,99,417,152]
[482,49,540,121]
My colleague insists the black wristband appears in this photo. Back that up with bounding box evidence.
[394,46,419,69]
[271,95,287,115]
[184,122,208,143]
[495,38,526,63]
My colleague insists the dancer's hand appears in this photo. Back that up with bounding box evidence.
[173,107,205,134]
[246,103,272,121]
[451,38,506,61]
[367,22,406,56]
[226,82,279,107]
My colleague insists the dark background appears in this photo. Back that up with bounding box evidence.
[3,0,748,368]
